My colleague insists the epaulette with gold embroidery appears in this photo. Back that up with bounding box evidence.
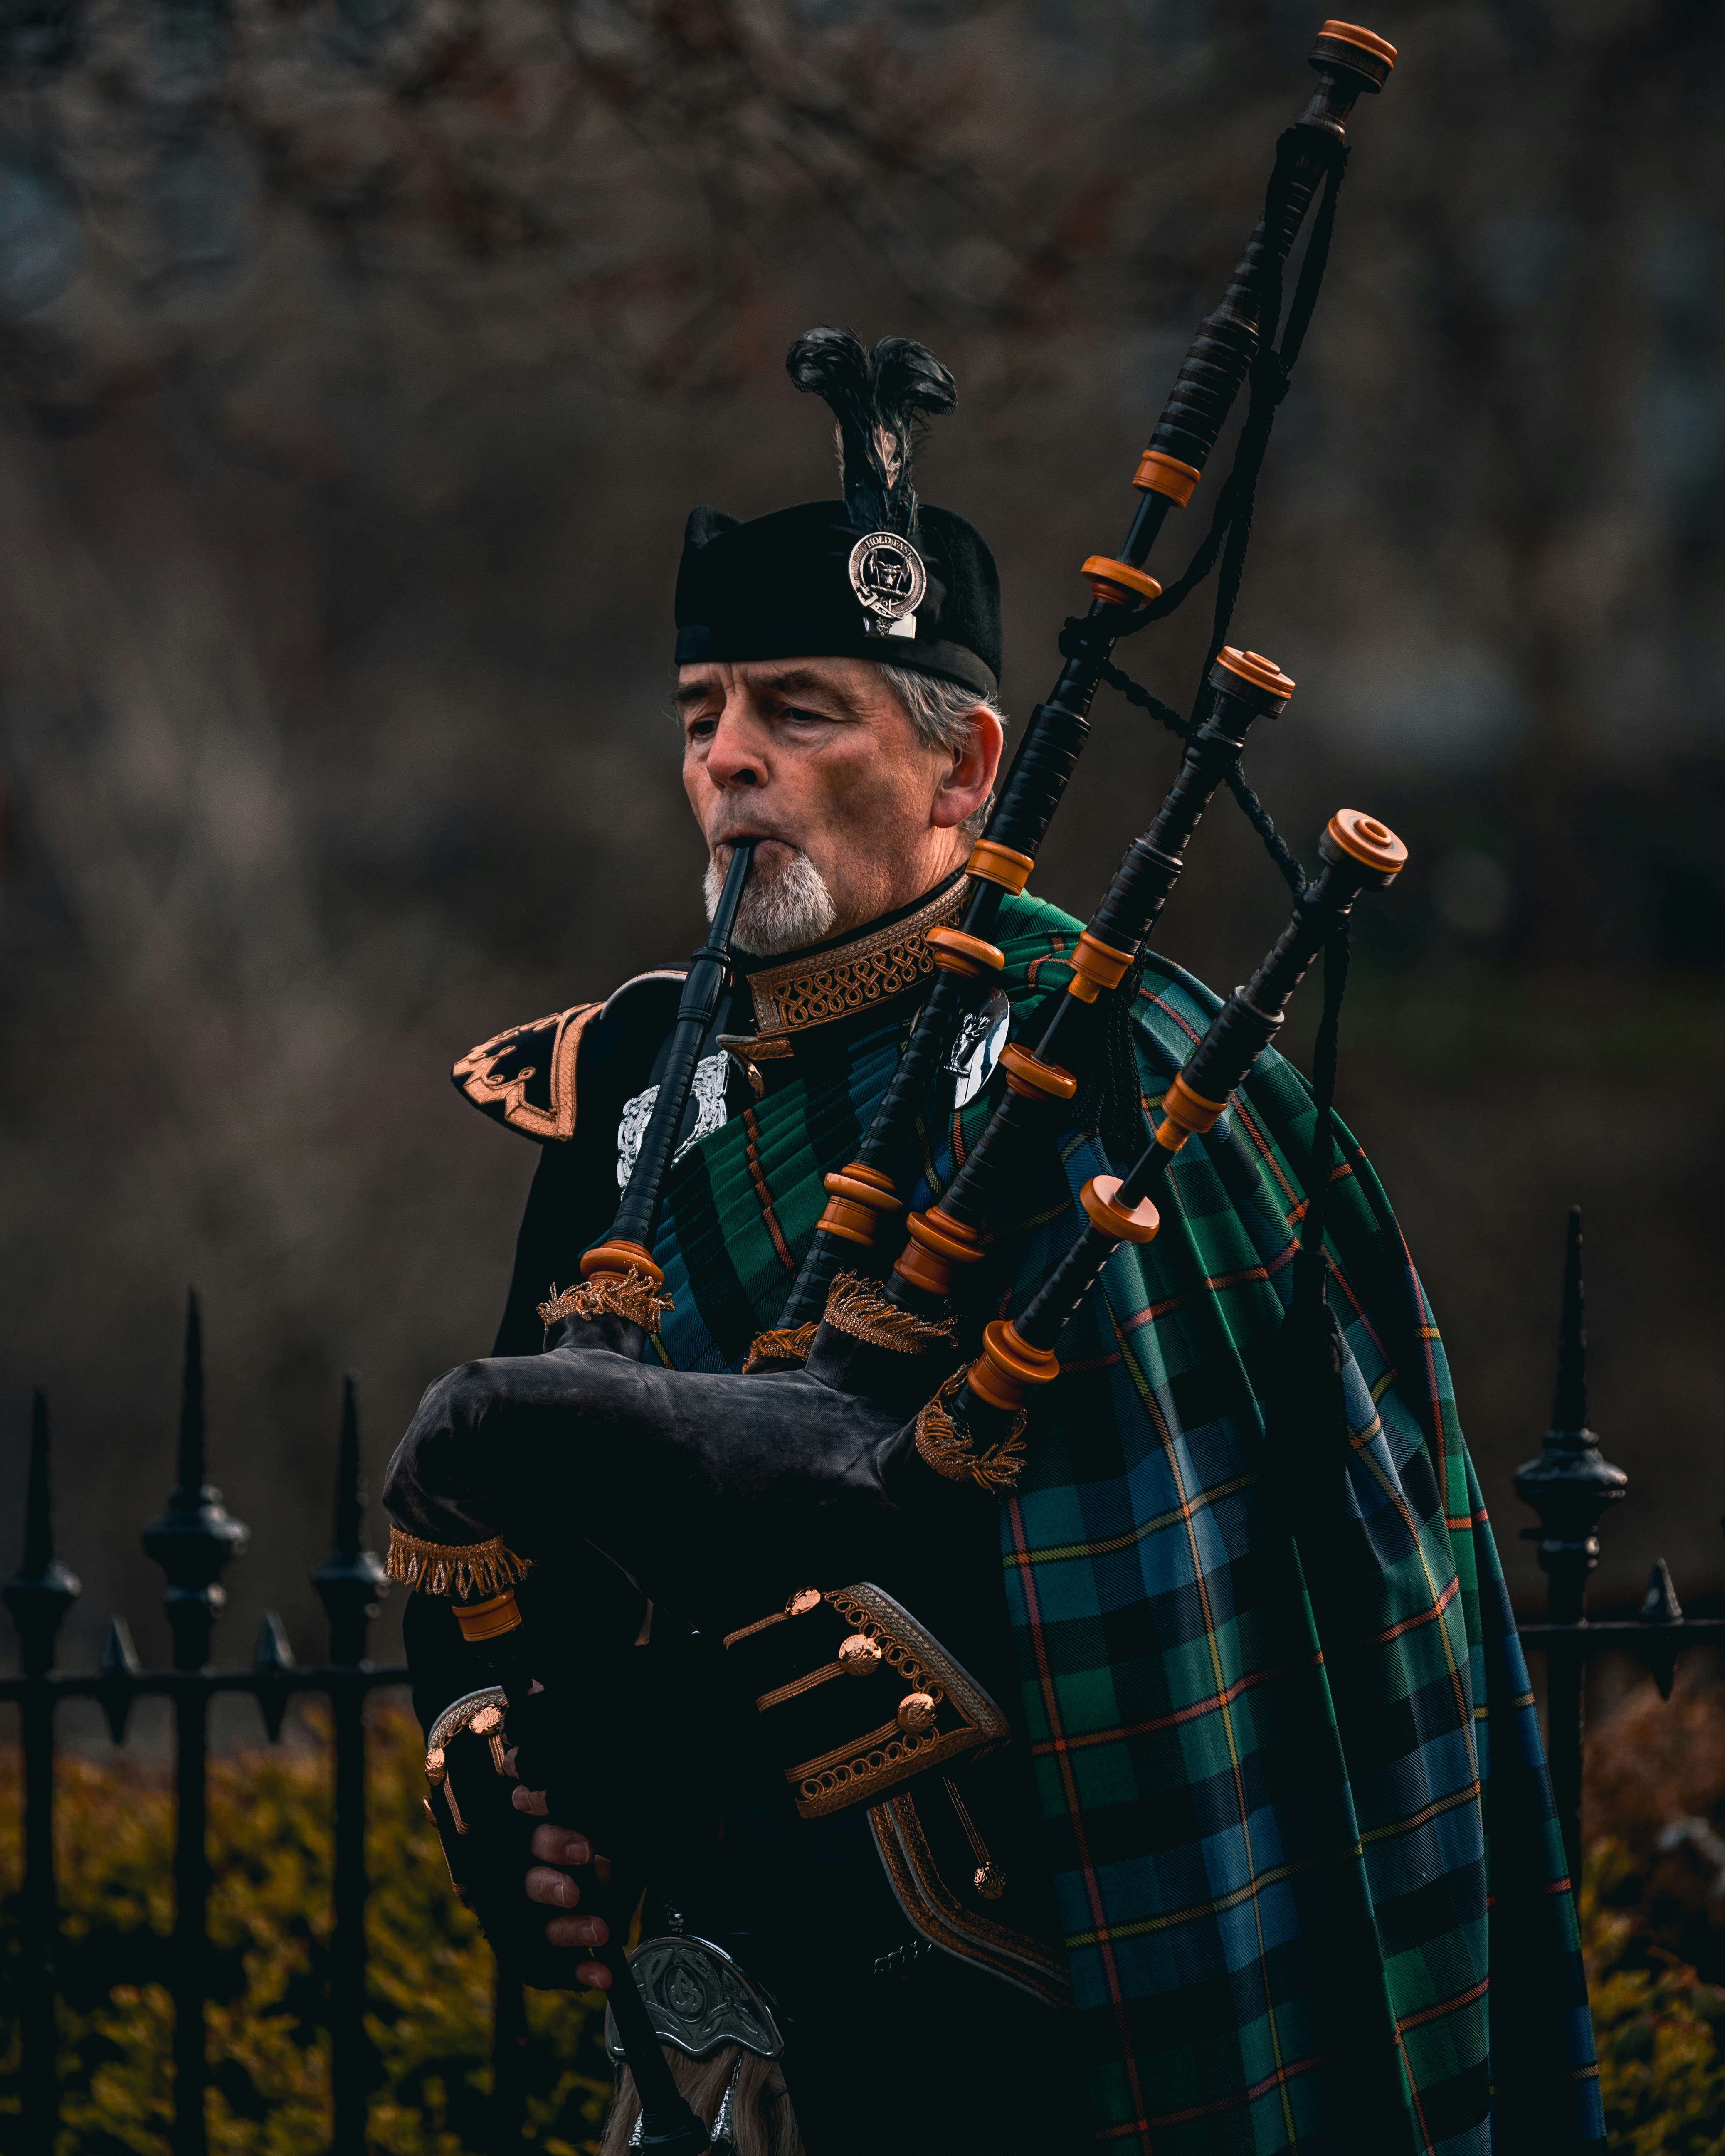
[452,1002,600,1142]
[451,969,685,1142]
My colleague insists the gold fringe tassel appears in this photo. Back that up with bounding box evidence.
[386,1526,532,1598]
[743,1321,819,1374]
[821,1272,956,1357]
[537,1268,674,1335]
[913,1371,1028,1492]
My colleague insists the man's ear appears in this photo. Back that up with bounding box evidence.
[930,702,1005,831]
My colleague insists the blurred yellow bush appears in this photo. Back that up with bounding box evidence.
[1583,1840,1725,2156]
[0,1704,610,2154]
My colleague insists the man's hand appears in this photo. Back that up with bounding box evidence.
[512,1780,613,1989]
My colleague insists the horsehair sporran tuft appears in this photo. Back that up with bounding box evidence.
[600,2045,804,2156]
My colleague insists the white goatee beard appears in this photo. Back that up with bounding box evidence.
[705,845,838,957]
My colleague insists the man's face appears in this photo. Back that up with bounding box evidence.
[678,657,1001,953]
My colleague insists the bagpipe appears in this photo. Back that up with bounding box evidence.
[383,22,1402,2155]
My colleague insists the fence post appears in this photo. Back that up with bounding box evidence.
[1514,1206,1626,1889]
[313,1376,390,2156]
[142,1292,249,2156]
[3,1391,82,2156]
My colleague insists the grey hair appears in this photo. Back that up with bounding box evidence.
[875,661,1006,837]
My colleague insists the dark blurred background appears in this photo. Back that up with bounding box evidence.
[0,0,1720,1685]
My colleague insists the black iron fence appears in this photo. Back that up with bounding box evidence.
[1513,1208,1725,1886]
[0,1293,527,2156]
[3,1213,1722,2154]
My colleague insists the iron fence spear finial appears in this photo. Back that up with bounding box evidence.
[142,1288,249,1673]
[1515,1205,1629,1890]
[1550,1201,1588,1439]
[4,1390,81,1679]
[1515,1206,1626,1627]
[1641,1559,1684,1701]
[334,1374,363,1557]
[99,1616,141,1744]
[175,1288,206,1502]
[252,1611,297,1742]
[313,1376,388,1668]
[140,1291,251,2156]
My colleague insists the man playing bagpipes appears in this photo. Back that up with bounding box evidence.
[385,25,1605,2156]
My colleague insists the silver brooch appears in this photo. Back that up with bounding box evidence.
[946,988,1011,1108]
[848,530,925,639]
[617,1052,730,1190]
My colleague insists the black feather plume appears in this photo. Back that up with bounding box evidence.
[786,326,958,534]
[786,328,877,520]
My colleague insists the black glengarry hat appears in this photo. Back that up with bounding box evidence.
[674,328,1002,699]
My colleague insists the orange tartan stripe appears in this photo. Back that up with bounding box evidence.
[1023,938,1076,996]
[1402,2023,1437,2156]
[1373,1571,1461,1645]
[1137,987,1206,1046]
[1230,1094,1302,1209]
[740,1109,795,1275]
[1120,1290,1192,1332]
[1031,1653,1320,1755]
[1237,1105,1401,1379]
[1063,1845,1344,1951]
[1144,2047,1330,2129]
[1395,1975,1490,2036]
[1002,1472,1258,1570]
[1094,2125,1155,2150]
[1360,1778,1483,1848]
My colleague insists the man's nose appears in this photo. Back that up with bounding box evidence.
[704,707,766,790]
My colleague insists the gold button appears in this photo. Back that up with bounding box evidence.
[469,1705,503,1736]
[896,1691,937,1733]
[837,1632,883,1676]
[786,1588,822,1616]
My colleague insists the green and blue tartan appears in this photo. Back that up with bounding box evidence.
[646,889,1604,2155]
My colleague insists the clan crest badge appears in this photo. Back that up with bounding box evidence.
[848,531,926,639]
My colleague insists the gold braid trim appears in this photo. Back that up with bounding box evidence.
[386,1528,532,1598]
[913,1370,1028,1492]
[822,1272,957,1357]
[743,1321,819,1374]
[536,1269,674,1335]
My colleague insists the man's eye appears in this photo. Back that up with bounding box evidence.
[686,716,718,741]
[783,706,827,726]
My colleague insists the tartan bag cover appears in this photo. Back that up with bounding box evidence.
[643,889,1604,2155]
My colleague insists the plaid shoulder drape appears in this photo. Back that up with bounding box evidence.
[649,890,1603,2156]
